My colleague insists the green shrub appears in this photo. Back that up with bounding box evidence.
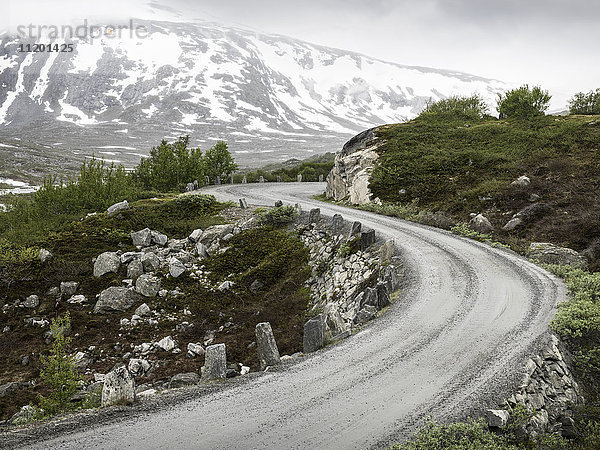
[256,205,298,226]
[391,418,518,450]
[496,84,551,119]
[174,194,219,215]
[420,94,489,121]
[451,222,491,241]
[569,89,600,115]
[38,312,81,416]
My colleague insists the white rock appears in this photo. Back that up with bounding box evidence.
[23,295,39,308]
[107,200,129,217]
[131,228,152,247]
[102,364,135,407]
[189,229,203,243]
[134,303,151,317]
[169,258,186,278]
[94,252,121,278]
[67,295,87,304]
[135,274,161,298]
[218,280,234,291]
[156,336,178,352]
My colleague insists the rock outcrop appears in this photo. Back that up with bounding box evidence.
[528,243,588,269]
[325,127,384,205]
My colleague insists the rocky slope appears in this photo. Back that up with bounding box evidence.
[0,19,508,173]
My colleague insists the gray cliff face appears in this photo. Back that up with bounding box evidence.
[325,127,383,205]
[0,20,508,172]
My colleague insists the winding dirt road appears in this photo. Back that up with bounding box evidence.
[26,182,565,449]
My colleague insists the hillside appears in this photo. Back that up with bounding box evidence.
[359,114,600,270]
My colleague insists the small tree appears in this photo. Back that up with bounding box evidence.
[38,312,81,415]
[419,94,489,120]
[496,84,551,119]
[204,141,238,182]
[569,89,600,115]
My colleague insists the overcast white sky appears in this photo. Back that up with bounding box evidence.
[4,0,599,106]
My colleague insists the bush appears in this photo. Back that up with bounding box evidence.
[569,89,600,115]
[174,194,219,215]
[496,84,551,119]
[419,94,489,121]
[38,312,81,416]
[256,205,298,226]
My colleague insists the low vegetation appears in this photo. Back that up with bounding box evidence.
[239,152,334,183]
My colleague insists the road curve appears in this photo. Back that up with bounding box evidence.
[32,182,565,449]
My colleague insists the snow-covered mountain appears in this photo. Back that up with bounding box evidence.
[0,19,509,171]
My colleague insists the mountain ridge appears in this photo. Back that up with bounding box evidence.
[0,18,509,174]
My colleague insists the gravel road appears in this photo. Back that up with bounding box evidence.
[16,182,565,449]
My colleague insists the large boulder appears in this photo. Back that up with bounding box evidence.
[128,358,151,377]
[195,242,209,259]
[188,228,203,243]
[94,287,141,314]
[140,252,160,272]
[102,364,136,407]
[528,243,588,269]
[255,322,281,371]
[136,274,161,297]
[156,335,178,352]
[131,228,152,247]
[93,252,121,277]
[151,230,168,246]
[107,200,129,217]
[202,343,227,381]
[303,314,325,353]
[198,225,235,247]
[22,295,40,308]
